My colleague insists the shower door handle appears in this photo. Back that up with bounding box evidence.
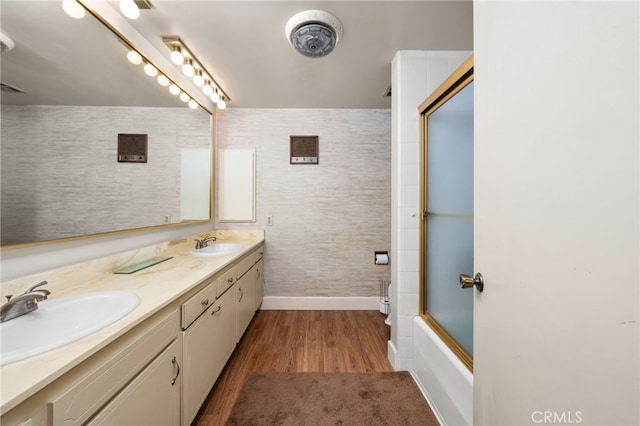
[459,273,484,292]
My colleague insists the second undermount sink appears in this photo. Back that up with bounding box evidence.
[0,290,139,366]
[189,242,244,256]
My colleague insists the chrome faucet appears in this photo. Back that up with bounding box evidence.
[1,281,51,323]
[194,235,217,249]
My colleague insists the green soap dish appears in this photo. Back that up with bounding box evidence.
[114,256,173,274]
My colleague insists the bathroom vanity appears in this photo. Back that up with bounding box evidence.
[0,230,264,426]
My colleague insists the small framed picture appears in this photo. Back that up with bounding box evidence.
[290,135,318,164]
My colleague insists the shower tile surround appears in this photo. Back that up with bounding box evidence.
[215,109,391,298]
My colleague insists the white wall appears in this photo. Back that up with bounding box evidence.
[215,108,391,300]
[474,2,639,425]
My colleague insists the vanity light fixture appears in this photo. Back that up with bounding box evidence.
[182,58,195,77]
[202,81,214,96]
[157,74,170,86]
[127,49,142,64]
[179,92,190,103]
[188,99,198,109]
[169,84,180,96]
[162,36,230,109]
[61,0,85,19]
[143,63,158,77]
[170,46,183,65]
[193,70,205,87]
[120,0,140,20]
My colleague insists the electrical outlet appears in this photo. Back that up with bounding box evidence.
[164,215,171,224]
[266,215,273,226]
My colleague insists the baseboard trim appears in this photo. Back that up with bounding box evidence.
[260,296,380,310]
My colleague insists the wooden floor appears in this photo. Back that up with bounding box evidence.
[192,310,392,426]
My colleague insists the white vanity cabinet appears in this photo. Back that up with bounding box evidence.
[235,247,264,342]
[45,309,181,426]
[255,257,264,311]
[87,337,182,425]
[181,278,236,425]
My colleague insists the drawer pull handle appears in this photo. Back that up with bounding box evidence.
[201,299,209,307]
[211,305,222,315]
[227,277,234,284]
[171,356,180,386]
[238,287,244,302]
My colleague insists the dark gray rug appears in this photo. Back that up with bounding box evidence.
[226,371,439,425]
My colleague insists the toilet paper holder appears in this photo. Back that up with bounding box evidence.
[374,251,389,265]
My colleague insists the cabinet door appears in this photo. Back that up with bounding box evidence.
[255,258,264,311]
[182,288,236,425]
[87,337,182,426]
[236,269,257,342]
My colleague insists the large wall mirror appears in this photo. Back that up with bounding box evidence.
[0,1,213,249]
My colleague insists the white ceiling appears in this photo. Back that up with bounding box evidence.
[0,1,473,110]
[132,1,473,108]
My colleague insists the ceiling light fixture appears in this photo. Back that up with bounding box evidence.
[285,10,343,58]
[62,0,85,19]
[120,0,140,20]
[162,36,230,109]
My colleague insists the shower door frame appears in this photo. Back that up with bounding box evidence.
[418,55,474,372]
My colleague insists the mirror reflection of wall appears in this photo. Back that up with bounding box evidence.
[0,1,212,247]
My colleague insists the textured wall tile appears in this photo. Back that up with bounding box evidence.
[1,106,210,245]
[216,108,391,297]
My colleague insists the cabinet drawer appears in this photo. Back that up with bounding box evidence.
[254,246,264,263]
[217,266,236,298]
[181,278,218,329]
[236,254,255,280]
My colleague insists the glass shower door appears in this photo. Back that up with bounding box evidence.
[422,79,474,362]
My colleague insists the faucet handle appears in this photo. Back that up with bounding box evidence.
[25,280,48,293]
[5,295,12,302]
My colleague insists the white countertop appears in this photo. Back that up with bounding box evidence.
[0,230,264,415]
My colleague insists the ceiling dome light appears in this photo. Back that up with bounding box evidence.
[285,10,343,58]
[182,58,195,77]
[157,74,170,86]
[120,0,140,20]
[169,84,180,95]
[143,63,158,77]
[188,99,199,109]
[193,70,205,87]
[62,0,85,19]
[170,46,183,65]
[0,32,15,53]
[127,50,142,64]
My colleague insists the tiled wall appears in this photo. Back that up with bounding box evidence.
[390,51,472,368]
[1,106,210,246]
[215,108,391,298]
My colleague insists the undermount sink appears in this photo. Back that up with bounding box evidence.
[189,242,243,256]
[0,290,139,366]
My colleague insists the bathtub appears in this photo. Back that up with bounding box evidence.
[410,316,473,425]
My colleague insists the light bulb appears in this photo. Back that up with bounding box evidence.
[157,74,170,86]
[210,90,220,103]
[120,0,140,19]
[182,59,195,77]
[179,92,190,103]
[170,46,183,65]
[144,63,158,77]
[169,84,180,95]
[202,82,214,96]
[193,70,204,87]
[127,50,142,65]
[217,98,226,110]
[188,100,199,109]
[62,0,85,19]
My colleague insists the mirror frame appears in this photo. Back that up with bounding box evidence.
[0,1,214,251]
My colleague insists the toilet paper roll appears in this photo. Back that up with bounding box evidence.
[375,253,389,265]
